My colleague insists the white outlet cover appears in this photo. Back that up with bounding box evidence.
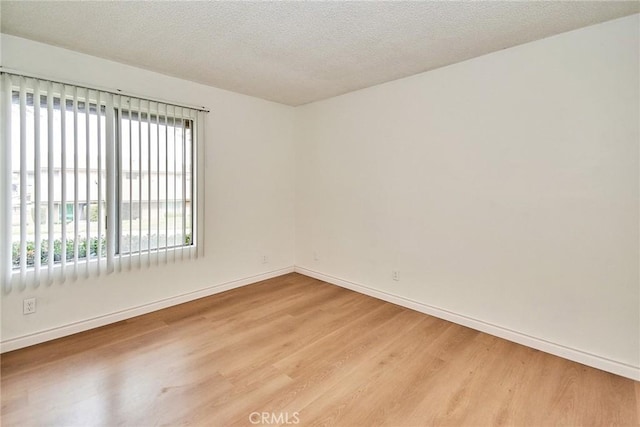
[23,298,36,314]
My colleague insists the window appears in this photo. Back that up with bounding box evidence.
[117,109,193,255]
[1,73,205,290]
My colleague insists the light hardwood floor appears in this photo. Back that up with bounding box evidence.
[1,273,638,426]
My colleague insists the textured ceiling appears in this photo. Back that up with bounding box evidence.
[1,1,638,106]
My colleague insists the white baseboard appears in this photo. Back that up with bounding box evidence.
[295,266,640,381]
[0,266,295,353]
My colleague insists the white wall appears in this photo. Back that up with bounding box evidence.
[0,34,296,344]
[295,15,639,377]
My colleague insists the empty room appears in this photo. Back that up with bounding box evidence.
[1,1,639,426]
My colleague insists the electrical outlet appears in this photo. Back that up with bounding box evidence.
[23,298,36,315]
[392,270,400,281]
[262,255,269,264]
[313,252,319,261]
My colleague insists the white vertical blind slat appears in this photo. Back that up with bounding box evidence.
[85,89,91,278]
[191,111,195,255]
[164,105,169,264]
[138,103,143,268]
[196,110,205,259]
[60,84,67,281]
[155,104,161,266]
[33,80,42,285]
[187,113,193,260]
[96,91,103,275]
[73,87,79,280]
[181,111,186,261]
[19,78,27,287]
[1,75,13,292]
[105,93,116,274]
[172,112,177,263]
[146,102,152,268]
[128,99,133,271]
[46,81,54,284]
[116,96,123,272]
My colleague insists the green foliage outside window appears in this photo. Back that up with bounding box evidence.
[12,237,107,268]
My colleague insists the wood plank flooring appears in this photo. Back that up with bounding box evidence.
[1,273,638,426]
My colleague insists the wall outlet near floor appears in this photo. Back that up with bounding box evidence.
[262,255,269,264]
[313,252,319,261]
[392,270,400,281]
[23,298,36,315]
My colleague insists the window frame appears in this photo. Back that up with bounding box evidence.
[114,106,195,256]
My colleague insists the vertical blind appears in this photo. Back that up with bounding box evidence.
[0,72,206,292]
